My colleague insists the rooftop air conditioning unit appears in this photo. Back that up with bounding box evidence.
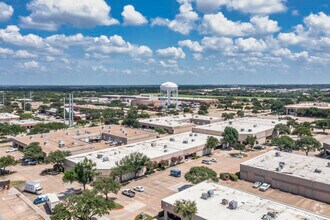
[183,139,188,144]
[29,136,33,139]
[44,141,48,146]
[272,121,275,124]
[267,211,278,219]
[275,152,281,157]
[101,126,104,129]
[170,138,175,141]
[248,129,252,132]
[164,149,168,152]
[151,142,156,147]
[315,168,322,173]
[103,157,109,162]
[41,134,45,138]
[207,190,214,197]
[241,128,245,132]
[201,192,209,200]
[221,199,228,205]
[164,145,167,148]
[189,133,193,137]
[97,154,103,159]
[191,139,195,142]
[229,121,233,125]
[194,134,198,136]
[253,124,257,127]
[228,200,238,210]
[327,162,330,167]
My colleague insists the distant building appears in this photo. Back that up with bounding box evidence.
[240,150,330,204]
[285,102,330,115]
[0,113,20,123]
[161,181,327,220]
[10,119,42,129]
[192,117,285,144]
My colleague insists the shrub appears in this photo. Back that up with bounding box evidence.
[229,173,238,181]
[219,173,229,181]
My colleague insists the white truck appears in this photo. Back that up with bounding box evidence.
[46,193,60,213]
[24,181,43,195]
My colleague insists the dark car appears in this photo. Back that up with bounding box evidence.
[27,160,38,165]
[122,189,135,198]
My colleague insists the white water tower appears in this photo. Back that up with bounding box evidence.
[160,82,178,111]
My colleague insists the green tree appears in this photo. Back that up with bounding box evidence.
[274,124,291,135]
[63,158,98,190]
[292,126,312,136]
[174,199,197,220]
[222,113,235,120]
[76,120,88,127]
[184,166,218,184]
[223,127,239,147]
[183,107,190,113]
[243,136,257,149]
[206,136,219,149]
[314,119,330,133]
[154,127,167,134]
[295,136,321,156]
[0,155,18,173]
[51,190,114,220]
[24,142,45,161]
[233,143,245,154]
[0,124,26,136]
[93,176,121,200]
[45,150,71,171]
[271,135,295,150]
[19,113,33,120]
[121,108,140,128]
[114,152,152,179]
[237,110,244,118]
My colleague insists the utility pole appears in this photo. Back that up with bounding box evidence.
[63,97,66,124]
[2,92,4,106]
[29,91,32,112]
[68,94,74,126]
[23,95,26,111]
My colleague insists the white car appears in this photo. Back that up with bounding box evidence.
[210,158,218,163]
[234,154,243,158]
[6,148,18,153]
[133,186,144,192]
[259,183,271,191]
[202,160,211,165]
[252,181,262,188]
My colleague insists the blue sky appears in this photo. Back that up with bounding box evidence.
[0,0,329,85]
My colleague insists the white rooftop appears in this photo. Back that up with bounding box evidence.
[66,132,218,170]
[10,119,41,125]
[0,113,19,120]
[195,117,286,135]
[162,181,328,220]
[241,150,330,185]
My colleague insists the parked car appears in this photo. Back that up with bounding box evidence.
[253,145,265,150]
[27,160,38,165]
[33,195,48,204]
[202,160,211,165]
[283,148,293,153]
[170,169,181,177]
[210,158,218,163]
[259,183,271,191]
[6,147,18,153]
[252,181,262,188]
[133,186,144,192]
[122,189,135,198]
[234,154,243,158]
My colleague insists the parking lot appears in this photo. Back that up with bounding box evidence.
[1,145,329,220]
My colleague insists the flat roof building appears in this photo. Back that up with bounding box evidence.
[240,150,330,204]
[65,132,220,176]
[10,119,42,128]
[12,125,157,155]
[192,117,286,144]
[161,181,327,220]
[139,114,221,134]
[0,113,20,123]
[285,102,330,115]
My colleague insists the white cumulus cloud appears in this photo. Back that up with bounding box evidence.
[122,5,147,26]
[0,2,14,22]
[20,0,119,31]
[157,47,186,59]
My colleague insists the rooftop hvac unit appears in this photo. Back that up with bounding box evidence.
[189,133,193,137]
[72,141,76,145]
[191,139,195,142]
[229,121,233,125]
[253,124,257,127]
[164,149,168,152]
[66,132,69,135]
[275,152,281,157]
[248,129,252,132]
[315,168,322,173]
[327,162,330,167]
[77,131,80,135]
[228,200,238,210]
[183,139,188,144]
[108,129,111,132]
[201,192,209,200]
[44,141,48,146]
[210,117,213,120]
[221,199,228,205]
[170,138,175,141]
[266,211,279,219]
[164,145,168,148]
[103,157,109,162]
[40,134,45,138]
[194,134,198,136]
[272,121,275,124]
[101,126,104,129]
[97,154,103,159]
[207,189,214,197]
[151,142,156,147]
[241,128,245,132]
[29,136,33,139]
